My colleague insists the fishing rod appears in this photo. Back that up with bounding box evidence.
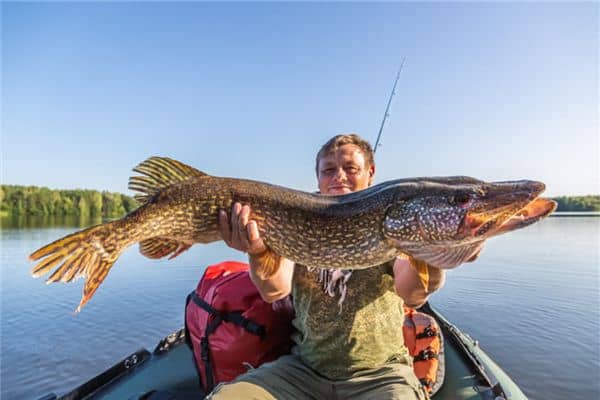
[373,58,405,154]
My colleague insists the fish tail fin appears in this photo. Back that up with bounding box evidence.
[76,257,117,312]
[29,220,127,312]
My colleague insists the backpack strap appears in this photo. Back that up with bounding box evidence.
[184,292,194,350]
[190,290,266,338]
[201,314,223,391]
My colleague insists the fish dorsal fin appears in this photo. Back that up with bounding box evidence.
[128,157,207,204]
[404,240,484,269]
[139,237,191,260]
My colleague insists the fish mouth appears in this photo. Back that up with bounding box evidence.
[459,181,557,238]
[494,197,557,234]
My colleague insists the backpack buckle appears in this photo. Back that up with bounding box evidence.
[416,325,437,339]
[414,347,438,362]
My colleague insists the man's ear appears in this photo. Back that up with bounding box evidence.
[368,163,375,184]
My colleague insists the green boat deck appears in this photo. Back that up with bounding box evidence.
[42,303,528,400]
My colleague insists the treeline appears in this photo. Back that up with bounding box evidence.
[1,185,598,216]
[551,195,600,212]
[0,185,138,217]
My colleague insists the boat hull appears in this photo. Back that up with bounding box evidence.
[38,303,528,400]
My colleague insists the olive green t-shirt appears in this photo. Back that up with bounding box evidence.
[291,262,411,380]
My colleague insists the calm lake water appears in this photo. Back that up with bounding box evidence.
[1,215,599,399]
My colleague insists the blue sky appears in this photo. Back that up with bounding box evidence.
[2,2,598,197]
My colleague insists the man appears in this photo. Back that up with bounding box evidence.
[210,134,445,399]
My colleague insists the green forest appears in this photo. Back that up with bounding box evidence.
[1,185,599,217]
[552,195,600,212]
[0,185,139,218]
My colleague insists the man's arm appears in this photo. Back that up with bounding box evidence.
[393,255,446,308]
[218,203,293,303]
[248,250,294,303]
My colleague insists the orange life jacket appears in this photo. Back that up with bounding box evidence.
[403,306,444,395]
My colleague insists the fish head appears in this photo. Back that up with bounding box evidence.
[458,180,557,239]
[383,179,557,245]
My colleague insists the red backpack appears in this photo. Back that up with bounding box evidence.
[184,261,294,393]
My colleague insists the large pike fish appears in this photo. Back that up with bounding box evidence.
[30,157,556,311]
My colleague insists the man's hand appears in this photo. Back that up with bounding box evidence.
[218,202,267,256]
[218,202,283,279]
[217,202,292,299]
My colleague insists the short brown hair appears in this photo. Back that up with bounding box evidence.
[315,134,375,175]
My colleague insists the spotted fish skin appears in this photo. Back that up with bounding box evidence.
[29,157,556,311]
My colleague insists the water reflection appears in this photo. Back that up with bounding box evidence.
[0,214,108,230]
[1,215,598,400]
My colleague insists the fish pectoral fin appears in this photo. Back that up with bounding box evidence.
[408,257,430,292]
[139,238,191,260]
[250,248,282,279]
[128,157,208,204]
[405,240,485,269]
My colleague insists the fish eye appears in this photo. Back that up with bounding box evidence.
[449,193,471,206]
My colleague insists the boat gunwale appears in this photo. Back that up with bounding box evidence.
[420,302,513,399]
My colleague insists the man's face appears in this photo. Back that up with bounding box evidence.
[317,144,375,195]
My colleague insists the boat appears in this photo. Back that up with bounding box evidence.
[37,302,528,400]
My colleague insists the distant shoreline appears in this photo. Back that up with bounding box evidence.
[550,211,600,217]
[1,185,137,218]
[1,185,599,216]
